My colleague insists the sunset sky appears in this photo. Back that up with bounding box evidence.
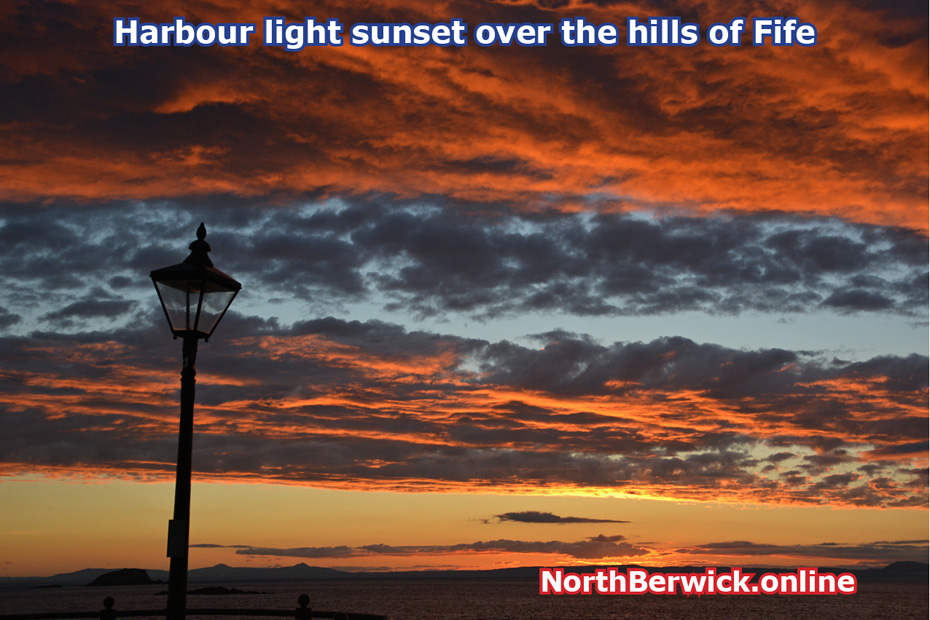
[0,0,927,578]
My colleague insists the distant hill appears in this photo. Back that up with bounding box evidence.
[851,561,930,582]
[2,561,926,589]
[188,563,346,582]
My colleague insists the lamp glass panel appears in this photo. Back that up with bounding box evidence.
[196,289,237,336]
[155,280,195,333]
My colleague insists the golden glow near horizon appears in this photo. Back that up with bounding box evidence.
[1,479,926,577]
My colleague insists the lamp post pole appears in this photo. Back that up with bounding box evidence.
[166,334,198,620]
[151,224,240,620]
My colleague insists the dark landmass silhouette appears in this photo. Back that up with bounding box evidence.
[188,563,348,582]
[87,568,163,587]
[2,561,925,590]
[862,561,930,582]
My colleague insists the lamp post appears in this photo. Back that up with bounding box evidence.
[151,223,240,620]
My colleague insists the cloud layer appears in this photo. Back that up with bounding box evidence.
[486,511,629,525]
[1,203,925,334]
[234,535,649,561]
[0,316,924,506]
[0,1,926,228]
[194,536,929,565]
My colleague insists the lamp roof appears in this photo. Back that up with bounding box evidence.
[149,223,241,292]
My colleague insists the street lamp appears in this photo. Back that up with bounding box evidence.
[151,223,240,620]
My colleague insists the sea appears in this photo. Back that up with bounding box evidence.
[0,579,927,620]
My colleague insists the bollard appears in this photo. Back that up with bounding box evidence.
[295,594,312,620]
[99,597,116,620]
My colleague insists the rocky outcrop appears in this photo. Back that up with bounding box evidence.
[87,568,161,587]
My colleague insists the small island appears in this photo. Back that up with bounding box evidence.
[87,569,163,587]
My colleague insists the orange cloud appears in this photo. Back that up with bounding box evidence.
[0,0,924,229]
[1,325,925,508]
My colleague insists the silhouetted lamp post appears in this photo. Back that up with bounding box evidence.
[151,223,240,620]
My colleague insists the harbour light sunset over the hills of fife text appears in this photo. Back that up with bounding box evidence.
[0,0,926,580]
